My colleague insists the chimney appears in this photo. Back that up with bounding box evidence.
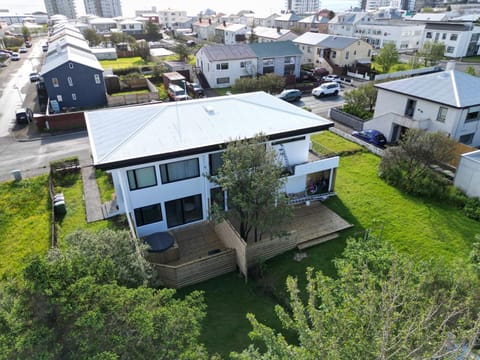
[445,60,455,71]
[209,18,212,25]
[199,17,202,23]
[223,21,226,27]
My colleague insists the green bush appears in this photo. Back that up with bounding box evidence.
[463,197,480,221]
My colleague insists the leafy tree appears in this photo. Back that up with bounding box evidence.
[0,229,208,359]
[342,82,377,119]
[61,228,154,287]
[327,10,336,20]
[173,42,190,62]
[209,134,292,242]
[232,74,285,94]
[466,66,477,76]
[375,42,399,73]
[134,40,150,62]
[21,26,31,41]
[144,20,161,41]
[110,32,136,45]
[83,28,102,46]
[379,129,456,197]
[232,235,479,360]
[418,41,445,66]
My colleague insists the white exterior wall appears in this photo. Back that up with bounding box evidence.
[421,27,480,58]
[224,26,247,45]
[356,23,424,51]
[371,89,480,146]
[159,9,187,28]
[111,136,338,236]
[196,52,257,88]
[454,150,480,198]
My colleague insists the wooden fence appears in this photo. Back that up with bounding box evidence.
[214,220,248,277]
[154,249,236,288]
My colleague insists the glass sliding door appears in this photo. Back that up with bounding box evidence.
[165,194,203,228]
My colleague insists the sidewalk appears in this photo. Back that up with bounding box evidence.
[81,166,104,223]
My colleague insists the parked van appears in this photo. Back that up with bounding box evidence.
[42,43,48,52]
[167,84,190,101]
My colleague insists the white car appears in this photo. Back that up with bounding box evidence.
[311,82,341,97]
[10,52,20,61]
[322,74,341,83]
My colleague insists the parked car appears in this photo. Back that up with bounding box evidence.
[167,84,190,101]
[322,74,340,83]
[25,40,32,48]
[0,62,6,68]
[42,44,48,52]
[278,89,302,102]
[19,47,27,53]
[10,52,20,61]
[352,129,387,148]
[29,72,40,82]
[186,82,204,97]
[311,82,341,97]
[15,108,33,124]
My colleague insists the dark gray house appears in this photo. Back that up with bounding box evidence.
[249,41,303,78]
[40,27,107,111]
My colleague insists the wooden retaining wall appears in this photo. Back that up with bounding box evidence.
[214,220,248,277]
[154,249,236,288]
[246,236,297,268]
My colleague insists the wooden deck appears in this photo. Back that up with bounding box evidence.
[160,201,353,267]
[166,222,226,266]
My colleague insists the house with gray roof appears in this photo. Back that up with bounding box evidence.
[365,64,480,147]
[274,12,302,30]
[251,26,298,43]
[298,14,330,34]
[85,91,339,238]
[249,41,303,78]
[40,24,106,111]
[293,31,372,71]
[196,44,257,88]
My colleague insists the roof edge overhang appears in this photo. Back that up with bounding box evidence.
[94,123,333,170]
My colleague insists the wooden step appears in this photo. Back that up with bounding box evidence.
[297,233,339,250]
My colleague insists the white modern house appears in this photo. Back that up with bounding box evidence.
[420,22,480,58]
[85,92,339,237]
[196,44,257,88]
[366,65,480,147]
[215,23,248,45]
[454,150,480,198]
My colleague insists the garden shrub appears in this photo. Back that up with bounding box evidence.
[463,197,480,221]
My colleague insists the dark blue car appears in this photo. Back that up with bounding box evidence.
[352,129,387,147]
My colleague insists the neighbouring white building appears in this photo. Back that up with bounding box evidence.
[215,23,248,45]
[158,8,188,28]
[366,64,480,147]
[251,26,298,43]
[85,92,339,237]
[454,150,480,198]
[285,0,320,14]
[196,44,257,88]
[420,22,480,58]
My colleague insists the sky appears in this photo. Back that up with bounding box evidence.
[2,0,359,17]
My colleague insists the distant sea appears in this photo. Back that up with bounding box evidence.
[4,0,360,17]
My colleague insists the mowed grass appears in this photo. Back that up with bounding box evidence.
[0,176,50,278]
[54,172,113,246]
[183,132,480,358]
[99,57,155,70]
[311,131,364,155]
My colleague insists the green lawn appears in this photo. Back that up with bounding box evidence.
[181,132,480,357]
[0,176,50,278]
[99,57,155,70]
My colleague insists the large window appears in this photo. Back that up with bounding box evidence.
[127,166,157,190]
[450,34,458,41]
[160,158,199,184]
[216,77,230,84]
[405,99,416,117]
[466,111,480,123]
[216,63,229,70]
[165,194,203,228]
[436,107,448,123]
[134,203,163,226]
[459,133,474,145]
[209,152,223,176]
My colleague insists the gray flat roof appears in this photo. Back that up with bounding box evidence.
[199,44,256,61]
[85,92,333,169]
[375,70,480,108]
[294,32,359,49]
[249,41,302,57]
